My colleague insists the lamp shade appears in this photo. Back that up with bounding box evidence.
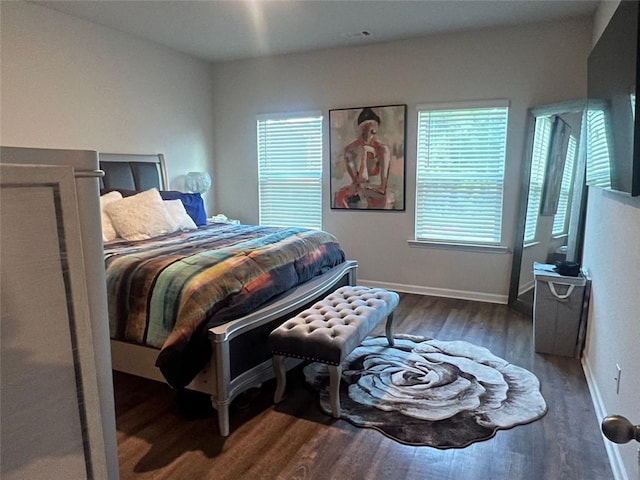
[185,171,212,194]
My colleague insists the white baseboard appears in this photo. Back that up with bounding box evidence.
[358,279,508,304]
[582,356,628,480]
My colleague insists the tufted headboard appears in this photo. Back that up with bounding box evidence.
[99,153,167,191]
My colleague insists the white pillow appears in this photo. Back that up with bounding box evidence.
[164,199,197,231]
[100,191,123,242]
[104,188,180,241]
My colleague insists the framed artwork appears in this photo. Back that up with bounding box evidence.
[329,104,406,210]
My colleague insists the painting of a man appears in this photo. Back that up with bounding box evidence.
[330,104,405,210]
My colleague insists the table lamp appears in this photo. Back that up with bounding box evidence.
[185,171,212,194]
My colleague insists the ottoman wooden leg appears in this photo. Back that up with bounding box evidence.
[273,354,287,403]
[385,311,395,346]
[328,364,342,418]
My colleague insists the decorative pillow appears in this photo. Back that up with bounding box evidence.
[104,188,180,241]
[159,191,207,226]
[100,191,123,242]
[164,199,197,231]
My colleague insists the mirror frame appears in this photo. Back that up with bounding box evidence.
[508,100,588,315]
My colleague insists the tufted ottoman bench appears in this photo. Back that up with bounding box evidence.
[268,285,399,418]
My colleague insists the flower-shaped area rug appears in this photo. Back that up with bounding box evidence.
[303,334,547,448]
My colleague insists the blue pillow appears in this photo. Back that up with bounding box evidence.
[159,191,207,226]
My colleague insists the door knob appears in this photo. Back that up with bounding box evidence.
[601,415,640,444]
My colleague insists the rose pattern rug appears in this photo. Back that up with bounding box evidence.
[303,334,547,448]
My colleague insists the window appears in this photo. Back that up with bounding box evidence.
[257,112,323,229]
[523,116,552,243]
[415,102,508,245]
[552,135,577,236]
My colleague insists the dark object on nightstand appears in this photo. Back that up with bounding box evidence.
[554,261,580,277]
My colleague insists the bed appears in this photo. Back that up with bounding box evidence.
[99,153,357,436]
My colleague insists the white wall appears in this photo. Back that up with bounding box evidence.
[1,1,216,209]
[211,17,593,301]
[582,3,640,479]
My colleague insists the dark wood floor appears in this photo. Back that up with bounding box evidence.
[114,294,613,480]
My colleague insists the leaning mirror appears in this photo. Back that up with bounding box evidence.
[509,100,588,316]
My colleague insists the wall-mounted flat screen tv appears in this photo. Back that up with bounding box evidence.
[586,0,640,196]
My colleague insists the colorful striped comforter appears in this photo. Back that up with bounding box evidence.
[104,223,346,387]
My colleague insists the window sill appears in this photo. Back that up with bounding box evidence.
[523,241,540,249]
[408,239,509,253]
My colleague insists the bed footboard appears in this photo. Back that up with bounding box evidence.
[208,260,357,436]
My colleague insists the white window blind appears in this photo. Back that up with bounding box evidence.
[415,103,508,245]
[552,135,577,236]
[586,108,612,190]
[523,116,552,243]
[257,113,323,229]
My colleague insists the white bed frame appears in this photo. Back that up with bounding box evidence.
[101,153,357,436]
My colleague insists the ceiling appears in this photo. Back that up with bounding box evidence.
[34,0,600,63]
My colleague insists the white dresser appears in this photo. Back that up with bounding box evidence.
[0,147,118,479]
